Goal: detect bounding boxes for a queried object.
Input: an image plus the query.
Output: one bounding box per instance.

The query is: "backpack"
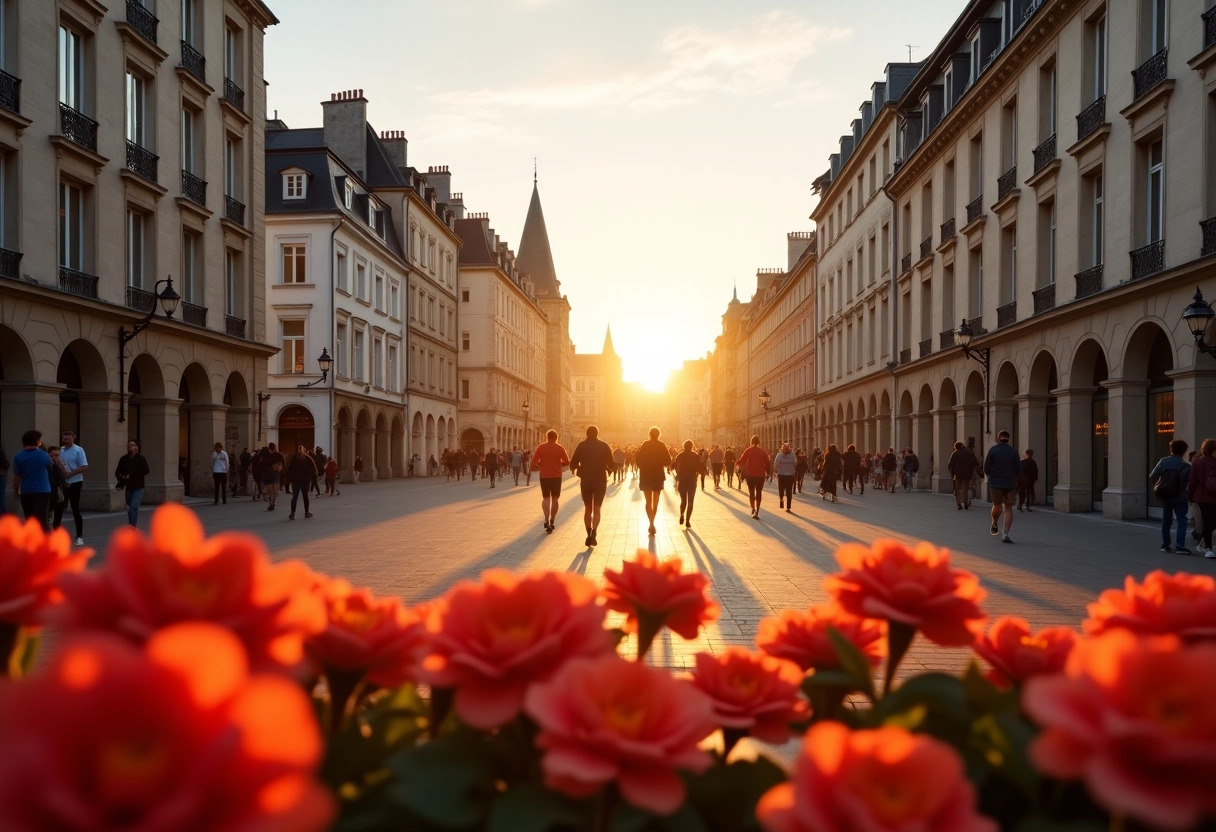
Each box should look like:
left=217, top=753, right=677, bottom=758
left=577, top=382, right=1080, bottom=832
left=1154, top=465, right=1183, bottom=501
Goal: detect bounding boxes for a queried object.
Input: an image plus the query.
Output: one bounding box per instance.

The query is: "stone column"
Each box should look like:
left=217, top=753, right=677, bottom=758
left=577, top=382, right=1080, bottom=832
left=875, top=413, right=891, bottom=450
left=377, top=426, right=391, bottom=480
left=1101, top=379, right=1150, bottom=520
left=77, top=391, right=121, bottom=511
left=340, top=425, right=356, bottom=483
left=134, top=396, right=185, bottom=504
left=910, top=413, right=932, bottom=489
left=1016, top=393, right=1049, bottom=507
left=1168, top=365, right=1216, bottom=449
left=1051, top=386, right=1096, bottom=513
left=954, top=403, right=981, bottom=449
left=183, top=403, right=230, bottom=498
left=0, top=382, right=63, bottom=454
left=931, top=408, right=957, bottom=493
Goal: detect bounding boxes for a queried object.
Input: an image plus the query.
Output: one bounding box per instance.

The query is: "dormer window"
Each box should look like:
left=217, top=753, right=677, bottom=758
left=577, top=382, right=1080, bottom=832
left=367, top=201, right=376, bottom=227
left=283, top=171, right=307, bottom=200
left=344, top=180, right=354, bottom=209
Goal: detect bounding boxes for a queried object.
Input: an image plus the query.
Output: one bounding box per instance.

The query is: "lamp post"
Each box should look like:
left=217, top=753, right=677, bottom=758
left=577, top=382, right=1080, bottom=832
left=758, top=388, right=772, bottom=447
left=1183, top=288, right=1216, bottom=358
left=296, top=348, right=333, bottom=389
left=256, top=392, right=272, bottom=442
left=118, top=276, right=181, bottom=422
left=522, top=399, right=531, bottom=446
left=954, top=318, right=992, bottom=437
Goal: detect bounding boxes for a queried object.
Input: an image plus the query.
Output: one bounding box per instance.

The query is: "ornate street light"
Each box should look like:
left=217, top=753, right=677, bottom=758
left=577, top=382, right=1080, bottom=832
left=118, top=276, right=182, bottom=422
left=1182, top=288, right=1216, bottom=358
left=297, top=348, right=333, bottom=388
left=954, top=318, right=992, bottom=437
left=522, top=399, right=531, bottom=444
left=759, top=388, right=772, bottom=410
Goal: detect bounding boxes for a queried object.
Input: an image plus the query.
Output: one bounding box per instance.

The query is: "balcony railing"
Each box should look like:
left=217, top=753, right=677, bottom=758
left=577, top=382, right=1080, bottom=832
left=1205, top=7, right=1216, bottom=50
left=940, top=329, right=956, bottom=351
left=59, top=103, right=98, bottom=153
left=940, top=217, right=956, bottom=243
left=1076, top=96, right=1106, bottom=142
left=0, top=69, right=20, bottom=114
left=181, top=170, right=207, bottom=205
left=1130, top=239, right=1165, bottom=280
left=966, top=194, right=983, bottom=224
left=1202, top=217, right=1216, bottom=257
left=1075, top=264, right=1104, bottom=299
left=918, top=338, right=932, bottom=359
left=900, top=252, right=912, bottom=274
left=967, top=315, right=984, bottom=335
left=225, top=315, right=246, bottom=339
left=125, top=141, right=158, bottom=183
left=997, top=301, right=1017, bottom=329
left=182, top=301, right=207, bottom=328
left=899, top=347, right=912, bottom=365
left=1032, top=283, right=1056, bottom=315
left=59, top=266, right=99, bottom=299
left=180, top=41, right=205, bottom=82
left=997, top=166, right=1018, bottom=201
left=224, top=195, right=246, bottom=225
left=125, top=285, right=156, bottom=313
left=1032, top=133, right=1056, bottom=173
left=125, top=0, right=158, bottom=44
left=224, top=77, right=245, bottom=112
left=919, top=235, right=933, bottom=261
left=1132, top=48, right=1169, bottom=100
left=0, top=246, right=21, bottom=280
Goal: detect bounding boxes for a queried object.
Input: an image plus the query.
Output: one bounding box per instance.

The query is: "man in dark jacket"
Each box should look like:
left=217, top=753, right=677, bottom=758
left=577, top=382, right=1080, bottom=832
left=1016, top=449, right=1039, bottom=512
left=984, top=430, right=1021, bottom=543
left=310, top=446, right=327, bottom=497
left=881, top=448, right=898, bottom=492
left=1150, top=439, right=1191, bottom=553
left=287, top=444, right=318, bottom=519
left=842, top=445, right=862, bottom=494
left=947, top=441, right=979, bottom=510
left=569, top=425, right=615, bottom=547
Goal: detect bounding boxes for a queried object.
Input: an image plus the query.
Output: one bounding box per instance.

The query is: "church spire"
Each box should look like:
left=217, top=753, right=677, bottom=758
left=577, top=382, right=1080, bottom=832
left=603, top=324, right=616, bottom=356
left=516, top=173, right=561, bottom=298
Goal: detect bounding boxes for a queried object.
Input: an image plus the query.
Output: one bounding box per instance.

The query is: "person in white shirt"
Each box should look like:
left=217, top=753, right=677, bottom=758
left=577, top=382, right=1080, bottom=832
left=211, top=442, right=230, bottom=505
left=58, top=431, right=88, bottom=545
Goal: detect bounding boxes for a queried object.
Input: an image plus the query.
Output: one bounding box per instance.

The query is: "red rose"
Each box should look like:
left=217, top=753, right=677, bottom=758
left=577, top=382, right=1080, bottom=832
left=602, top=550, right=719, bottom=657
left=0, top=515, right=89, bottom=628
left=690, top=648, right=808, bottom=745
left=972, top=616, right=1076, bottom=687
left=756, top=603, right=885, bottom=672
left=1083, top=570, right=1216, bottom=641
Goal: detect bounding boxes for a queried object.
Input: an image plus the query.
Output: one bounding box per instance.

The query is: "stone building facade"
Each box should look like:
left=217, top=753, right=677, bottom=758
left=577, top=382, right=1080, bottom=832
left=571, top=327, right=625, bottom=443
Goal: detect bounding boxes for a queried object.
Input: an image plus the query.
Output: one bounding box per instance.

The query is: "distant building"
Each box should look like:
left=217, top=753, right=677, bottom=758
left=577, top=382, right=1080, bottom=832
left=622, top=382, right=673, bottom=444
left=671, top=358, right=712, bottom=445
left=571, top=326, right=626, bottom=443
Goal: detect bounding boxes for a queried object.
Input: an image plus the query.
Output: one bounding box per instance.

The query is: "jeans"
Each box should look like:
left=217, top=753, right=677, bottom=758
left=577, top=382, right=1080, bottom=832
left=777, top=474, right=794, bottom=506
left=19, top=492, right=50, bottom=531
left=213, top=472, right=228, bottom=503
left=1162, top=497, right=1189, bottom=548
left=290, top=481, right=311, bottom=515
left=125, top=487, right=145, bottom=526
left=65, top=481, right=83, bottom=538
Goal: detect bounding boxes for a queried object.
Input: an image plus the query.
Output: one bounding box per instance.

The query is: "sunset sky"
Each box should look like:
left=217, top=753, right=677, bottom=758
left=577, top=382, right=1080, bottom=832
left=264, top=0, right=962, bottom=390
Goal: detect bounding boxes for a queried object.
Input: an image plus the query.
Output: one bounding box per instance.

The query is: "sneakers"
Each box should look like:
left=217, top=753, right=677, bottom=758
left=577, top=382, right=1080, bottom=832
left=1002, top=534, right=1013, bottom=544
left=1207, top=549, right=1216, bottom=559
left=1161, top=543, right=1173, bottom=553
left=75, top=537, right=85, bottom=546
left=304, top=512, right=313, bottom=519
left=1176, top=546, right=1192, bottom=555
left=990, top=521, right=999, bottom=536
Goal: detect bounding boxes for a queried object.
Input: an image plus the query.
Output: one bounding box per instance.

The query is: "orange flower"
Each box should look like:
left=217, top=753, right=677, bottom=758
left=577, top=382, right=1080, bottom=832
left=602, top=550, right=720, bottom=641
left=0, top=622, right=333, bottom=831
left=421, top=569, right=613, bottom=730
left=825, top=540, right=987, bottom=646
left=756, top=604, right=885, bottom=672
left=690, top=648, right=808, bottom=745
left=55, top=504, right=325, bottom=674
left=0, top=515, right=89, bottom=627
left=972, top=616, right=1076, bottom=687
left=757, top=721, right=997, bottom=832
left=1083, top=570, right=1216, bottom=641
left=525, top=654, right=716, bottom=815
left=1024, top=630, right=1216, bottom=831
left=306, top=577, right=429, bottom=689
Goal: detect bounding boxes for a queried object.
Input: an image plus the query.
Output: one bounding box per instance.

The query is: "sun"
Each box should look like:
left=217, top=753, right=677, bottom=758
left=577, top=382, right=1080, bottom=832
left=619, top=332, right=677, bottom=392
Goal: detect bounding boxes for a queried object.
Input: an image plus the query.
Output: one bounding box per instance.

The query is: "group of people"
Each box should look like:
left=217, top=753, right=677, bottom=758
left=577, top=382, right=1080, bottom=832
left=1150, top=438, right=1216, bottom=557
left=4, top=430, right=95, bottom=537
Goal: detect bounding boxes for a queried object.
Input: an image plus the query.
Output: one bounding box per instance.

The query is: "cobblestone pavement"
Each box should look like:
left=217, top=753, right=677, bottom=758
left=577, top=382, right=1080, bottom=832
left=76, top=471, right=1212, bottom=672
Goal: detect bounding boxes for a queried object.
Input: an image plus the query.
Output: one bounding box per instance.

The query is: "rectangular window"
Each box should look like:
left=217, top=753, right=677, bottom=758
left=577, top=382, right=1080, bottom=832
left=1150, top=0, right=1168, bottom=54
left=283, top=173, right=305, bottom=199
left=125, top=70, right=147, bottom=146
left=428, top=296, right=435, bottom=328
left=1037, top=200, right=1056, bottom=287
left=942, top=265, right=955, bottom=328
left=224, top=23, right=240, bottom=81
left=181, top=107, right=197, bottom=173
left=462, top=331, right=470, bottom=351
left=1039, top=61, right=1056, bottom=137
left=336, top=250, right=347, bottom=292
left=374, top=273, right=384, bottom=310
left=1001, top=99, right=1017, bottom=170
left=388, top=345, right=398, bottom=392
left=1147, top=138, right=1164, bottom=244
left=59, top=181, right=85, bottom=271
left=58, top=26, right=83, bottom=111
left=461, top=288, right=469, bottom=302
left=224, top=137, right=238, bottom=198
left=971, top=33, right=983, bottom=82
left=352, top=329, right=364, bottom=382
left=1092, top=172, right=1104, bottom=266
left=373, top=337, right=383, bottom=388
left=1001, top=225, right=1017, bottom=304
left=390, top=282, right=400, bottom=319
left=1086, top=14, right=1107, bottom=100
left=356, top=262, right=366, bottom=299
left=281, top=243, right=306, bottom=283
left=127, top=210, right=146, bottom=289
left=282, top=320, right=305, bottom=374
left=182, top=230, right=200, bottom=302
left=335, top=323, right=348, bottom=377
left=969, top=245, right=984, bottom=318
left=428, top=239, right=436, bottom=272
left=181, top=0, right=197, bottom=47
left=461, top=378, right=470, bottom=400
left=970, top=132, right=984, bottom=198
left=225, top=250, right=241, bottom=316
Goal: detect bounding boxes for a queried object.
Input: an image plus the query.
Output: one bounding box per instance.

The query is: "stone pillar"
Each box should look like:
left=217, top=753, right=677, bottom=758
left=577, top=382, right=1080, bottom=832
left=340, top=425, right=356, bottom=483
left=0, top=382, right=64, bottom=455
left=991, top=398, right=1017, bottom=446
left=1101, top=379, right=1150, bottom=520
left=1168, top=366, right=1216, bottom=450
left=183, top=403, right=229, bottom=498
left=931, top=408, right=957, bottom=493
left=875, top=413, right=891, bottom=450
left=377, top=427, right=391, bottom=480
left=1051, top=386, right=1096, bottom=512
left=910, top=413, right=932, bottom=489
left=954, top=403, right=981, bottom=449
left=77, top=391, right=121, bottom=511
left=133, top=396, right=185, bottom=504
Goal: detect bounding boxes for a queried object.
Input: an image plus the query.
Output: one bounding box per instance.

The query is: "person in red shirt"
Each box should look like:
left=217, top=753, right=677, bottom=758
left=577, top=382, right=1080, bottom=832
left=737, top=434, right=771, bottom=519
left=531, top=429, right=571, bottom=534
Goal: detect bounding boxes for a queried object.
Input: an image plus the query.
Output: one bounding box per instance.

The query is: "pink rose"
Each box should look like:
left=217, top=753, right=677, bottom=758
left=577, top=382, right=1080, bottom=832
left=691, top=648, right=808, bottom=745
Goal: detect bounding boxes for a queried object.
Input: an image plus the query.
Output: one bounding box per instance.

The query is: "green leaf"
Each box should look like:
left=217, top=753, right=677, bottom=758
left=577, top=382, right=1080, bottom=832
left=7, top=628, right=39, bottom=679
left=684, top=756, right=788, bottom=832
left=874, top=672, right=971, bottom=745
left=322, top=683, right=429, bottom=798
left=825, top=625, right=876, bottom=701
left=970, top=710, right=1040, bottom=801
left=386, top=737, right=496, bottom=829
left=487, top=783, right=588, bottom=832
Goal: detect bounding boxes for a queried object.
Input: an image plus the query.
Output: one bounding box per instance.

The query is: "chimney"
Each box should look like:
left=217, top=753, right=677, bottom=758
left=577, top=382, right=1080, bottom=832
left=266, top=108, right=289, bottom=132
left=321, top=89, right=368, bottom=179
left=425, top=165, right=452, bottom=204
left=449, top=192, right=465, bottom=220
left=380, top=129, right=408, bottom=170
left=787, top=231, right=816, bottom=269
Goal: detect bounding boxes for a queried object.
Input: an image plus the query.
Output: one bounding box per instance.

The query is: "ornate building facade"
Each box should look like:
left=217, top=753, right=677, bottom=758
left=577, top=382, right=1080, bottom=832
left=571, top=326, right=625, bottom=443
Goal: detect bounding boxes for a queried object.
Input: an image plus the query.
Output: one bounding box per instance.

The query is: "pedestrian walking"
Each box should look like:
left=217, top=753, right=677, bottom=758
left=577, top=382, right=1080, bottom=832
left=114, top=439, right=151, bottom=527
left=1016, top=450, right=1039, bottom=511
left=531, top=429, right=570, bottom=533
left=673, top=440, right=702, bottom=529
left=724, top=445, right=737, bottom=489
left=698, top=447, right=709, bottom=491
left=511, top=447, right=524, bottom=485
left=58, top=430, right=88, bottom=545
left=794, top=449, right=808, bottom=494
left=1149, top=439, right=1191, bottom=554
left=12, top=430, right=52, bottom=531
left=311, top=447, right=327, bottom=496
left=612, top=446, right=627, bottom=485
left=984, top=430, right=1020, bottom=543
left=1187, top=438, right=1216, bottom=558
left=47, top=446, right=70, bottom=531
left=324, top=456, right=341, bottom=496
left=263, top=443, right=284, bottom=512
left=881, top=448, right=898, bottom=492
left=710, top=444, right=725, bottom=490
left=737, top=435, right=770, bottom=519
left=353, top=456, right=364, bottom=483
left=287, top=444, right=317, bottom=519
left=569, top=426, right=615, bottom=547
left=902, top=449, right=920, bottom=492
left=774, top=443, right=797, bottom=512
left=636, top=427, right=672, bottom=536
left=842, top=444, right=862, bottom=494
left=820, top=444, right=842, bottom=503
left=211, top=442, right=230, bottom=505
left=485, top=447, right=500, bottom=488
left=947, top=441, right=978, bottom=509
left=238, top=447, right=252, bottom=497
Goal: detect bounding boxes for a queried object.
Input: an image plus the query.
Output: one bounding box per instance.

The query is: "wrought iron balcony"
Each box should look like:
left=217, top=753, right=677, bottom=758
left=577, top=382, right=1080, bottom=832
left=125, top=0, right=158, bottom=44
left=940, top=217, right=956, bottom=243
left=224, top=195, right=245, bottom=225
left=940, top=329, right=956, bottom=351
left=966, top=195, right=983, bottom=224
left=0, top=69, right=20, bottom=114
left=997, top=301, right=1017, bottom=329
left=125, top=285, right=156, bottom=313
left=182, top=301, right=207, bottom=328
left=180, top=41, right=205, bottom=82
left=918, top=338, right=932, bottom=359
left=997, top=166, right=1018, bottom=201
left=899, top=347, right=912, bottom=365
left=1075, top=264, right=1103, bottom=299
left=1076, top=96, right=1106, bottom=142
left=919, top=235, right=933, bottom=261
left=125, top=141, right=158, bottom=183
left=1132, top=49, right=1169, bottom=101
left=1032, top=133, right=1057, bottom=173
left=900, top=252, right=912, bottom=274
left=224, top=77, right=245, bottom=112
left=967, top=315, right=984, bottom=335
left=0, top=246, right=21, bottom=280
left=1130, top=239, right=1165, bottom=280
left=1206, top=7, right=1216, bottom=50
left=1202, top=216, right=1216, bottom=257
left=59, top=103, right=98, bottom=153
left=59, top=266, right=98, bottom=299
left=1032, top=283, right=1056, bottom=315
left=181, top=169, right=207, bottom=205
left=225, top=315, right=246, bottom=339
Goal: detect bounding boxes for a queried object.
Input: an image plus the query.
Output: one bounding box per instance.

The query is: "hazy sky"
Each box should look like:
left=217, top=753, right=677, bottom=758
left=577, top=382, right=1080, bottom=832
left=264, top=0, right=963, bottom=389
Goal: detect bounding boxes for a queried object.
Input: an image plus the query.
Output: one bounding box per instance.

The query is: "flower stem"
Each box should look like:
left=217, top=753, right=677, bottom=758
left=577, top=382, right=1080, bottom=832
left=325, top=670, right=366, bottom=735
left=882, top=622, right=916, bottom=698
left=635, top=615, right=662, bottom=663
left=0, top=623, right=18, bottom=678
left=722, top=727, right=747, bottom=760
left=592, top=786, right=616, bottom=832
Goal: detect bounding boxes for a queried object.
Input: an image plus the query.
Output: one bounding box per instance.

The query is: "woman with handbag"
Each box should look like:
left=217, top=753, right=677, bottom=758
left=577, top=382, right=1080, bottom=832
left=115, top=439, right=151, bottom=527
left=47, top=446, right=70, bottom=531
left=1187, top=438, right=1216, bottom=558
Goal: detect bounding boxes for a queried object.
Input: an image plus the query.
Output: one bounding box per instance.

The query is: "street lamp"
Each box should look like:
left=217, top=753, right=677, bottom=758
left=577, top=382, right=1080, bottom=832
left=297, top=348, right=333, bottom=388
left=954, top=318, right=992, bottom=436
left=118, top=276, right=182, bottom=422
left=759, top=388, right=772, bottom=410
left=1182, top=288, right=1216, bottom=358
left=522, top=399, right=531, bottom=445
left=256, top=392, right=272, bottom=441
